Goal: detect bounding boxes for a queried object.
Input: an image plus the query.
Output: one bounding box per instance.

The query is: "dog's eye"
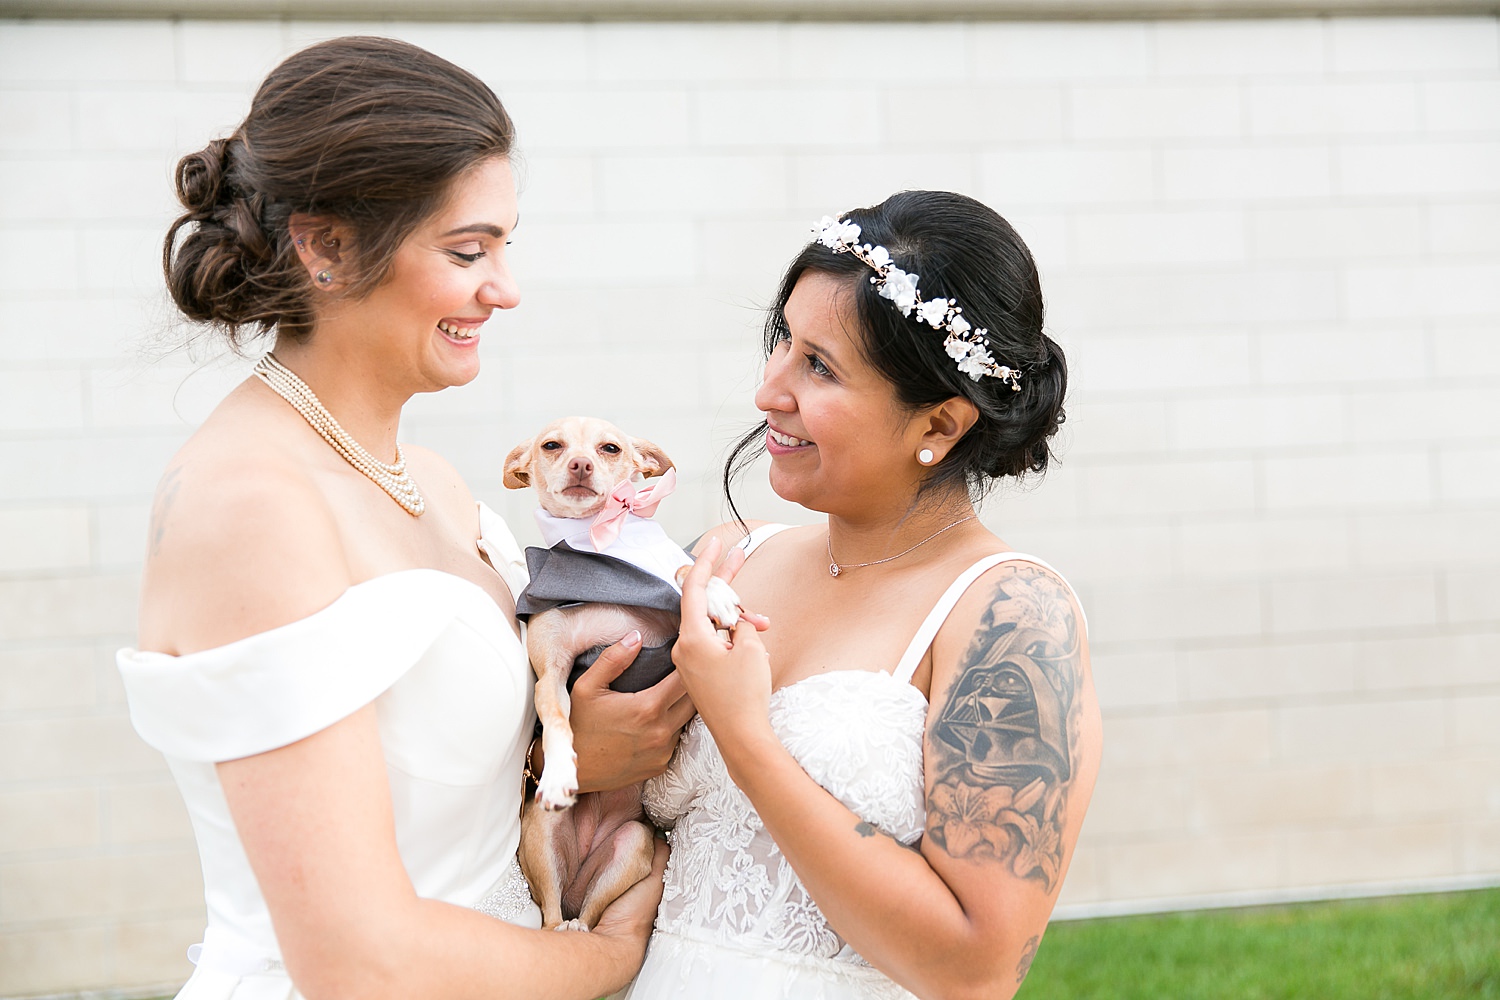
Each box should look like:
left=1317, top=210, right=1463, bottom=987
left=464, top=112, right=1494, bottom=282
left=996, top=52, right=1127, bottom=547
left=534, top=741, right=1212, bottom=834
left=541, top=441, right=561, bottom=451
left=600, top=443, right=622, bottom=454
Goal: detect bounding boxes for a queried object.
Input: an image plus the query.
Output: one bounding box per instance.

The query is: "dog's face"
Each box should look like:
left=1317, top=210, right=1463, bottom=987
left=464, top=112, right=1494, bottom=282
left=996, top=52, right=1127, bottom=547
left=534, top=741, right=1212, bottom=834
left=503, top=416, right=673, bottom=519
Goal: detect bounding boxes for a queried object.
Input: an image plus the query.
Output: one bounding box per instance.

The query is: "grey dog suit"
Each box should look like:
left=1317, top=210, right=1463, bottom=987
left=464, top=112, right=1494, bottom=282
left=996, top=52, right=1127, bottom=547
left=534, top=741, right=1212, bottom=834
left=515, top=539, right=687, bottom=693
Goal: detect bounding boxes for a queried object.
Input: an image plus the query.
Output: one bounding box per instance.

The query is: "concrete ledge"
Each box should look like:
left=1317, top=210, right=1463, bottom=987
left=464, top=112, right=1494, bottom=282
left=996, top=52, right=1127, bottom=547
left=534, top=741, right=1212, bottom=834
left=0, top=0, right=1496, bottom=20
left=1053, top=873, right=1500, bottom=921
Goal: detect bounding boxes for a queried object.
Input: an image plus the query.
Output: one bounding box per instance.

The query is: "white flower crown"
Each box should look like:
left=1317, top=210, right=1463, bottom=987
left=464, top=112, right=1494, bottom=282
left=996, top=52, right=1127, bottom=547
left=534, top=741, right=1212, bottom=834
left=814, top=216, right=1022, bottom=390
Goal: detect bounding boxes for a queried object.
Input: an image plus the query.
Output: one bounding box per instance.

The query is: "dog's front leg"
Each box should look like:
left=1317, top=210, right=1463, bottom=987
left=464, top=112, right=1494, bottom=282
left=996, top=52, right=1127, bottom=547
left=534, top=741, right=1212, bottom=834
left=526, top=610, right=581, bottom=810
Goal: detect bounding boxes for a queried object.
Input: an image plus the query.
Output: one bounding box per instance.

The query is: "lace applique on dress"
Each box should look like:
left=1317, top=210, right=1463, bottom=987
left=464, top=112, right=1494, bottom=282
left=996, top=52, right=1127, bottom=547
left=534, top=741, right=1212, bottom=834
left=639, top=670, right=926, bottom=998
left=474, top=856, right=536, bottom=924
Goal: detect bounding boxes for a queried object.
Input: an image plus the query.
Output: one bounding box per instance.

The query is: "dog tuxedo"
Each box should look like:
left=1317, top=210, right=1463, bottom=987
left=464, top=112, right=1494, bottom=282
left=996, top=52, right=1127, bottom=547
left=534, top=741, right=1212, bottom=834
left=515, top=509, right=693, bottom=693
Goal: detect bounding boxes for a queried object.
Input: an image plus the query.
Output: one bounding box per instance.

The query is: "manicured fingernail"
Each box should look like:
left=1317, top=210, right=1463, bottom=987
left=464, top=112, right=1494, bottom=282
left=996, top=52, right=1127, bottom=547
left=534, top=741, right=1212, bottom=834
left=623, top=630, right=641, bottom=648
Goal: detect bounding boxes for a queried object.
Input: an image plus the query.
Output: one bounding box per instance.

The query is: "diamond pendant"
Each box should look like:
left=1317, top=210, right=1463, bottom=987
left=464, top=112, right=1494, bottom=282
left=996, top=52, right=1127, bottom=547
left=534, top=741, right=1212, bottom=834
left=828, top=563, right=841, bottom=577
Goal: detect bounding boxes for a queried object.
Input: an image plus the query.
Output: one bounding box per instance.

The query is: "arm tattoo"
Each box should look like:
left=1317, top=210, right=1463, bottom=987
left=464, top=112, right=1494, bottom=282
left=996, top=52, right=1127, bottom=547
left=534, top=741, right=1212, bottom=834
left=1016, top=935, right=1040, bottom=984
left=148, top=466, right=183, bottom=557
left=926, top=564, right=1081, bottom=891
left=855, top=819, right=917, bottom=851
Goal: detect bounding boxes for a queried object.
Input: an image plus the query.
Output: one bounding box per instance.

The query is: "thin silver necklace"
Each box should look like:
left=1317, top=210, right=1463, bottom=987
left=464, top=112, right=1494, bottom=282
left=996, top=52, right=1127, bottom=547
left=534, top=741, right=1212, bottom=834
left=826, top=515, right=975, bottom=578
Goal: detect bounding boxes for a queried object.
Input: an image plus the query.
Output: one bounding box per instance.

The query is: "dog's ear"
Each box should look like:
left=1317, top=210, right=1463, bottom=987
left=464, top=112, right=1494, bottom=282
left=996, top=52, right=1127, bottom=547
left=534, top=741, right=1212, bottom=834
left=502, top=439, right=534, bottom=489
left=632, top=436, right=674, bottom=478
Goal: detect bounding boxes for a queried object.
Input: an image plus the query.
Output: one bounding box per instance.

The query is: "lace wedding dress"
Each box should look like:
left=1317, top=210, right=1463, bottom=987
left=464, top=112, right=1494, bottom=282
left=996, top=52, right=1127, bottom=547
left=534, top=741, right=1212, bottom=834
left=628, top=525, right=1064, bottom=1000
left=117, top=503, right=541, bottom=999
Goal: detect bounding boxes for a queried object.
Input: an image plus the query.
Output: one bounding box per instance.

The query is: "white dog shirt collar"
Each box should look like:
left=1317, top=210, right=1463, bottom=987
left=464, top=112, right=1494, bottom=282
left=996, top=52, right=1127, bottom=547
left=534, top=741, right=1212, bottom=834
left=533, top=509, right=692, bottom=591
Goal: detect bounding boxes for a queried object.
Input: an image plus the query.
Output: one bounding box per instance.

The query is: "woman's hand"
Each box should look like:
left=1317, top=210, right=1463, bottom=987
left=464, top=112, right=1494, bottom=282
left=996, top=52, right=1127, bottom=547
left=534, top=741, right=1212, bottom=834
left=569, top=634, right=696, bottom=792
left=569, top=539, right=769, bottom=791
left=672, top=538, right=777, bottom=756
left=591, top=837, right=669, bottom=952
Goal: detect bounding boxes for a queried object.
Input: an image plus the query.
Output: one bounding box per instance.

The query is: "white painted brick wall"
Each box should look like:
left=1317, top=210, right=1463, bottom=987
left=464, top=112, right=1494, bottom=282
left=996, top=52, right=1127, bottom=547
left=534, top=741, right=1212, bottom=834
left=2, top=13, right=1498, bottom=994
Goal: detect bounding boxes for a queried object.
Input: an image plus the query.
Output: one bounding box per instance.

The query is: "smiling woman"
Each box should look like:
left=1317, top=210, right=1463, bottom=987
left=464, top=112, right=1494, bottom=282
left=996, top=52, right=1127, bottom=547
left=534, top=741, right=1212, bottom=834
left=631, top=192, right=1100, bottom=1000
left=164, top=36, right=516, bottom=348
left=117, top=35, right=679, bottom=1000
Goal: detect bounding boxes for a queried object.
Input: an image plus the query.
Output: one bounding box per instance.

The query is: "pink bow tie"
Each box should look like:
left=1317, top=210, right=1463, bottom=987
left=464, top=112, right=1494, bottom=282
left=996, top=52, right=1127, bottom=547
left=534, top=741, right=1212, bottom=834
left=590, top=468, right=677, bottom=549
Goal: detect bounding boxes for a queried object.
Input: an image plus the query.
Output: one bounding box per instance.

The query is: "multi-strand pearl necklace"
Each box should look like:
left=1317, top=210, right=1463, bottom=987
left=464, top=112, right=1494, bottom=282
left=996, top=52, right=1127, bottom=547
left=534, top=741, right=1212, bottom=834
left=253, top=353, right=426, bottom=517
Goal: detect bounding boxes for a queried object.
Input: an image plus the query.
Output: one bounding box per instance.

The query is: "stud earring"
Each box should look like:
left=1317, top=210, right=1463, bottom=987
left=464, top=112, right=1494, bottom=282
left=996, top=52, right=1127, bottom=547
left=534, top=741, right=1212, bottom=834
left=316, top=270, right=333, bottom=286
left=295, top=238, right=305, bottom=250
left=918, top=448, right=935, bottom=465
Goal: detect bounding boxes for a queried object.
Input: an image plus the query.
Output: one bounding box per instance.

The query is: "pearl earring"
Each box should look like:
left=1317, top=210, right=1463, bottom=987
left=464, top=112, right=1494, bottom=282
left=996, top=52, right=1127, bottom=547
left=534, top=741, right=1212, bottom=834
left=316, top=270, right=333, bottom=286
left=918, top=448, right=935, bottom=465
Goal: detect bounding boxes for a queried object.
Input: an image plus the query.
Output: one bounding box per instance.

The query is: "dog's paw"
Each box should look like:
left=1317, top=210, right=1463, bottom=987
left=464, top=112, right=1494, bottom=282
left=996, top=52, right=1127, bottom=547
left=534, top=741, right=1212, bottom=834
left=554, top=919, right=590, bottom=932
left=535, top=756, right=579, bottom=811
left=703, top=577, right=743, bottom=630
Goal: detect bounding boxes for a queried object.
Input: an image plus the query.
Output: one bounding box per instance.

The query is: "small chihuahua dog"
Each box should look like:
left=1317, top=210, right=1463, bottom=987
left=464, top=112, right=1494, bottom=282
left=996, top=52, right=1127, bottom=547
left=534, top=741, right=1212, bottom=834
left=504, top=415, right=741, bottom=931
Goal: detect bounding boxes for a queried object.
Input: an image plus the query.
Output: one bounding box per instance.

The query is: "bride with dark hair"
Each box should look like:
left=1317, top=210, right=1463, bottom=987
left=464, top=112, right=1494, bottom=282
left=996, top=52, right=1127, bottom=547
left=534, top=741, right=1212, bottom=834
left=119, top=36, right=680, bottom=999
left=630, top=190, right=1103, bottom=1000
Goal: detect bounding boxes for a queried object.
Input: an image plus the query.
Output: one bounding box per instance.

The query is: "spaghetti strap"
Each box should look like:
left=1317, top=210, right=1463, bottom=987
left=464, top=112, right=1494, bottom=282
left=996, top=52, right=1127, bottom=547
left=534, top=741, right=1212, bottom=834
left=738, top=522, right=795, bottom=558
left=890, top=552, right=1087, bottom=685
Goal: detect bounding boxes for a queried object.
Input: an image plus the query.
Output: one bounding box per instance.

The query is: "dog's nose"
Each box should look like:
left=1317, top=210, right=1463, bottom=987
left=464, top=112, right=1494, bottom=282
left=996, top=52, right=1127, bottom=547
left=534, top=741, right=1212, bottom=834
left=569, top=456, right=593, bottom=477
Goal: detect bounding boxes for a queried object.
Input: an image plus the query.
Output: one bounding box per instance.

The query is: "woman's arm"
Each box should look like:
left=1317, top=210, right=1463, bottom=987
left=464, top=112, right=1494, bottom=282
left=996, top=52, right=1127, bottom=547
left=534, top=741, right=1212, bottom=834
left=673, top=541, right=1101, bottom=1000
left=219, top=704, right=661, bottom=1000
left=146, top=457, right=659, bottom=1000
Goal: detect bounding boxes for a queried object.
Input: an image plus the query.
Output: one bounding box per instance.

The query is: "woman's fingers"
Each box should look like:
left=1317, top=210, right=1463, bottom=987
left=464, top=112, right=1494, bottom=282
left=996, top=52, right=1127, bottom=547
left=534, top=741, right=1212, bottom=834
left=571, top=629, right=642, bottom=693
left=640, top=670, right=696, bottom=730
left=680, top=537, right=771, bottom=636
left=712, top=542, right=746, bottom=582
left=728, top=618, right=768, bottom=656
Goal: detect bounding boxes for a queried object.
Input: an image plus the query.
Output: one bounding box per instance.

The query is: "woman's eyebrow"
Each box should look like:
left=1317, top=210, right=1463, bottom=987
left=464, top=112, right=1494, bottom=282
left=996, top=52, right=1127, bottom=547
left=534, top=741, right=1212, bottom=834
left=800, top=335, right=842, bottom=364
left=439, top=223, right=508, bottom=238
left=439, top=212, right=519, bottom=239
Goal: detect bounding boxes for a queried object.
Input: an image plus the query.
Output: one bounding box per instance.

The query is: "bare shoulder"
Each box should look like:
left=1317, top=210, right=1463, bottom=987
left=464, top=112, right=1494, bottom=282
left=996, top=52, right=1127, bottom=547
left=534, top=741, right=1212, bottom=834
left=924, top=557, right=1098, bottom=891
left=689, top=519, right=770, bottom=556
left=139, top=427, right=350, bottom=655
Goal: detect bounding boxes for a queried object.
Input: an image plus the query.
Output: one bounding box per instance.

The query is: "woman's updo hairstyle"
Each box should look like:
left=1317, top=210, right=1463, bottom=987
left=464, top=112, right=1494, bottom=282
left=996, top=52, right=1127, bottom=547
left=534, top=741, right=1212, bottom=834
left=164, top=36, right=514, bottom=346
left=726, top=190, right=1066, bottom=514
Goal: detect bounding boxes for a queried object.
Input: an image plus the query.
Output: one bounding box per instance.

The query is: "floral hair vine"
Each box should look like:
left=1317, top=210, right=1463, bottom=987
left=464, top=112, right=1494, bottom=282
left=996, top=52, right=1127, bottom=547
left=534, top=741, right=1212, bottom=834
left=814, top=216, right=1022, bottom=390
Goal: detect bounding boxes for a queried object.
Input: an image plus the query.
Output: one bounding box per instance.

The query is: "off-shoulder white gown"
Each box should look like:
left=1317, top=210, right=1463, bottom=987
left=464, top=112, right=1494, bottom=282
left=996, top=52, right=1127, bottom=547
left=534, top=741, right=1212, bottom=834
left=117, top=503, right=542, bottom=999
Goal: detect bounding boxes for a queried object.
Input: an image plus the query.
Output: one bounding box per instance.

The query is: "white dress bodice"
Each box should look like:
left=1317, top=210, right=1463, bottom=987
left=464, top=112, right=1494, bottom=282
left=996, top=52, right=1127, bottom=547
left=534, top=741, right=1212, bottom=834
left=636, top=670, right=927, bottom=1000
left=116, top=503, right=541, bottom=999
left=629, top=525, right=1080, bottom=1000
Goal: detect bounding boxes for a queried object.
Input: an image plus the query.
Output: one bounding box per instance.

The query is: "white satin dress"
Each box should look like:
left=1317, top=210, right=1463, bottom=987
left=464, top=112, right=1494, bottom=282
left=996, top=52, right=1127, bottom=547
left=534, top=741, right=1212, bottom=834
left=627, top=524, right=1085, bottom=1000
left=117, top=503, right=542, bottom=999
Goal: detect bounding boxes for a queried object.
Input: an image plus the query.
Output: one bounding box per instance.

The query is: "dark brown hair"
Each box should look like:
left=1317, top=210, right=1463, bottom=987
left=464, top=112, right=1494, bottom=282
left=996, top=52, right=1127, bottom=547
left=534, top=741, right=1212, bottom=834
left=164, top=36, right=514, bottom=347
left=725, top=190, right=1067, bottom=519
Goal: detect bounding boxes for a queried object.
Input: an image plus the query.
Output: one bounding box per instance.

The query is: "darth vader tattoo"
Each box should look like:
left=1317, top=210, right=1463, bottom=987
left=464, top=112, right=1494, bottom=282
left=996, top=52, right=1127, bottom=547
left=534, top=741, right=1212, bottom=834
left=926, top=564, right=1081, bottom=891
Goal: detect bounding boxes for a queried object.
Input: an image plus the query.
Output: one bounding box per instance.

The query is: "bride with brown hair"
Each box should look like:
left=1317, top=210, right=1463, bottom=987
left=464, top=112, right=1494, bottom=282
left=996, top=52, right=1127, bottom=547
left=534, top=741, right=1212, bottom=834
left=118, top=36, right=684, bottom=999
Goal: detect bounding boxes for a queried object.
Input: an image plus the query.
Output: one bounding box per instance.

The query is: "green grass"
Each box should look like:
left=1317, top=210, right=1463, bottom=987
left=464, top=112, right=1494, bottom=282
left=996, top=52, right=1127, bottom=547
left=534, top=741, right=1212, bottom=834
left=129, top=890, right=1498, bottom=1000
left=1022, top=888, right=1500, bottom=1000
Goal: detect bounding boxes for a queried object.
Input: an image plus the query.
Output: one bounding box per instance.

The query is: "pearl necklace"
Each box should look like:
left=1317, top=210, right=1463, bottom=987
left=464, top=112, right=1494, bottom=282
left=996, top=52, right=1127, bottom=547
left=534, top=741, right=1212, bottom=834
left=826, top=515, right=975, bottom=577
left=253, top=353, right=426, bottom=517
